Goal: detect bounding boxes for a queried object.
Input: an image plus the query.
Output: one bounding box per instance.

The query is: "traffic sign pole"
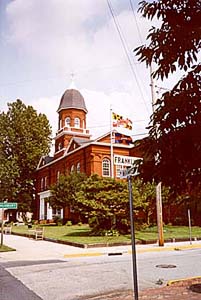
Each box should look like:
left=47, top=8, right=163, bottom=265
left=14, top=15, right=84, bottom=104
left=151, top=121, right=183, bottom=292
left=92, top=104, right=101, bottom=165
left=128, top=175, right=139, bottom=300
left=1, top=209, right=4, bottom=247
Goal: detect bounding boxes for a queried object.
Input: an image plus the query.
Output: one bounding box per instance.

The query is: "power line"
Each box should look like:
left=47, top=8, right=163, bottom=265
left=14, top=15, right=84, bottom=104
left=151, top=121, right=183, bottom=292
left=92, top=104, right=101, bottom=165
left=0, top=62, right=141, bottom=88
left=106, top=0, right=150, bottom=115
left=88, top=118, right=149, bottom=129
left=129, top=0, right=170, bottom=100
left=129, top=0, right=143, bottom=44
left=128, top=0, right=153, bottom=101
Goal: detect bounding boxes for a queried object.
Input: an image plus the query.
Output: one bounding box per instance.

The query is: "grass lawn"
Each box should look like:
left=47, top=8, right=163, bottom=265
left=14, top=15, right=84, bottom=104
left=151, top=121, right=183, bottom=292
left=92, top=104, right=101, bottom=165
left=0, top=245, right=15, bottom=252
left=11, top=224, right=201, bottom=245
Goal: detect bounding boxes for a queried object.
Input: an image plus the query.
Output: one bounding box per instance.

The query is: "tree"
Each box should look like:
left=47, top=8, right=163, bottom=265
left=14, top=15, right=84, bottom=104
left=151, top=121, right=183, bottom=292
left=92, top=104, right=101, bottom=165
left=135, top=0, right=201, bottom=192
left=50, top=172, right=87, bottom=212
left=76, top=175, right=169, bottom=233
left=76, top=174, right=129, bottom=232
left=0, top=99, right=52, bottom=210
left=51, top=173, right=171, bottom=232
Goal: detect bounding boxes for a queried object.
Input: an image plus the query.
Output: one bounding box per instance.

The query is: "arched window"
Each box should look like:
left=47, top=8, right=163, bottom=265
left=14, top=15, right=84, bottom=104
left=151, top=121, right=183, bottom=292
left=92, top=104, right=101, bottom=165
left=65, top=117, right=71, bottom=127
left=77, top=162, right=80, bottom=173
left=57, top=171, right=60, bottom=182
left=44, top=176, right=48, bottom=189
left=102, top=158, right=110, bottom=177
left=58, top=142, right=62, bottom=151
left=74, top=117, right=80, bottom=128
left=71, top=165, right=75, bottom=173
left=41, top=178, right=44, bottom=190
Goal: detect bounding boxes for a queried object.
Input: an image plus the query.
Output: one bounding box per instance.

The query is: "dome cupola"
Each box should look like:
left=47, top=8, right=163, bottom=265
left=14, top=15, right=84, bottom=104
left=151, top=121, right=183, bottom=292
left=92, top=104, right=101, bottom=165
left=54, top=86, right=90, bottom=158
left=57, top=89, right=87, bottom=113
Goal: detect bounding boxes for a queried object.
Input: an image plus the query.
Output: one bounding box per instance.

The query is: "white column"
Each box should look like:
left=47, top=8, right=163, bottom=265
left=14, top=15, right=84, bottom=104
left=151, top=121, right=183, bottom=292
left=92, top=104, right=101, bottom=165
left=47, top=202, right=53, bottom=220
left=40, top=198, right=45, bottom=220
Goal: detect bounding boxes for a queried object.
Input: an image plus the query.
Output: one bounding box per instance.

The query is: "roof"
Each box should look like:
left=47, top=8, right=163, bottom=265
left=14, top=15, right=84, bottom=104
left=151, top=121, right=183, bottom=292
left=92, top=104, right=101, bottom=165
left=73, top=137, right=91, bottom=146
left=36, top=155, right=54, bottom=169
left=57, top=89, right=88, bottom=113
left=44, top=156, right=54, bottom=164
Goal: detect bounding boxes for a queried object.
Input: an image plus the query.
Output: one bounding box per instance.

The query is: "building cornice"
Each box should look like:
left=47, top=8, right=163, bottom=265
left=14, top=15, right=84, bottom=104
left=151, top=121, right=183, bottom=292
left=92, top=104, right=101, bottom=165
left=54, top=129, right=91, bottom=140
left=36, top=141, right=134, bottom=171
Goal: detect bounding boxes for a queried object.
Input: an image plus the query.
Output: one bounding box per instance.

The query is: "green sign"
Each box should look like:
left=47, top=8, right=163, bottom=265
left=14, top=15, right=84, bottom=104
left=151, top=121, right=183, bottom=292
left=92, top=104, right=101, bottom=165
left=0, top=202, right=18, bottom=209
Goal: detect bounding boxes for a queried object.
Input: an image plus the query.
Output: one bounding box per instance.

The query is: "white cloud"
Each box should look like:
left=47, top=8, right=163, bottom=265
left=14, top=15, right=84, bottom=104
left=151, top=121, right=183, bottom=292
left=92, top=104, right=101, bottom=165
left=3, top=0, right=160, bottom=142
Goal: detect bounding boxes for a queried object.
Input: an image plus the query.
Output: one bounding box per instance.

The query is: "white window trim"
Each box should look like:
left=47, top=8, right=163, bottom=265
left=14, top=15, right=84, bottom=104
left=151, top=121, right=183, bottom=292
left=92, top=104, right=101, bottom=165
left=102, top=158, right=110, bottom=177
left=65, top=117, right=71, bottom=127
left=77, top=162, right=80, bottom=173
left=74, top=117, right=80, bottom=128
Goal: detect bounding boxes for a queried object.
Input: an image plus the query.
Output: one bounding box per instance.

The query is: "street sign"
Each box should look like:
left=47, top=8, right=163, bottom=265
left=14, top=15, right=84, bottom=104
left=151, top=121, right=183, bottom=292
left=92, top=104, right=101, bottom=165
left=0, top=202, right=18, bottom=209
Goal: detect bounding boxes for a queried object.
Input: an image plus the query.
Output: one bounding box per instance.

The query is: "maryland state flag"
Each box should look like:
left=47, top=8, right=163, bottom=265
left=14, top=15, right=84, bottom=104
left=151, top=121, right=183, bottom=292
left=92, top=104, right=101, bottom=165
left=112, top=112, right=132, bottom=130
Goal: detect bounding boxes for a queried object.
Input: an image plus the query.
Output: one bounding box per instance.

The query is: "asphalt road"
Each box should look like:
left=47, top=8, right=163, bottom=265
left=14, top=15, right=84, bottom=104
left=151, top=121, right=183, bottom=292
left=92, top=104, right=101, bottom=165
left=0, top=264, right=42, bottom=300
left=1, top=248, right=201, bottom=300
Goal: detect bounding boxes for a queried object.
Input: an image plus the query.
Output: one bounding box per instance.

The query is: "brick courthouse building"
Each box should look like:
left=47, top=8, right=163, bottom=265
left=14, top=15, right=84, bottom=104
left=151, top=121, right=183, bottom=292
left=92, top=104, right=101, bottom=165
left=35, top=86, right=141, bottom=221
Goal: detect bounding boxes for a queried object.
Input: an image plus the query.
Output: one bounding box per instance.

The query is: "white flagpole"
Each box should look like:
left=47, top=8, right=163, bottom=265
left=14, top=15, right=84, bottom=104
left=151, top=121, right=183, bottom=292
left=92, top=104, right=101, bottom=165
left=110, top=106, right=114, bottom=178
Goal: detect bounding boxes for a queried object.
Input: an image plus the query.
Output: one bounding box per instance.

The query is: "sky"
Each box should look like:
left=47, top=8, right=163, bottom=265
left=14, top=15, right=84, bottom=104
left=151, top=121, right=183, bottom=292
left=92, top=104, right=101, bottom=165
left=0, top=0, right=173, bottom=144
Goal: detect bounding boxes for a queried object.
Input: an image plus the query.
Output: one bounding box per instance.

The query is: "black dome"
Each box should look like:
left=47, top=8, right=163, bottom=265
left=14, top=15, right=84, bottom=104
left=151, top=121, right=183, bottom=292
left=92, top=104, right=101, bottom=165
left=58, top=89, right=87, bottom=113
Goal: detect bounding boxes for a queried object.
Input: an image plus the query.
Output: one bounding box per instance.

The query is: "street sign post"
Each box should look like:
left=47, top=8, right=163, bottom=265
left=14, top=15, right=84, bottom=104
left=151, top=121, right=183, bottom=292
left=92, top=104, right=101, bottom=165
left=121, top=165, right=141, bottom=300
left=0, top=202, right=18, bottom=247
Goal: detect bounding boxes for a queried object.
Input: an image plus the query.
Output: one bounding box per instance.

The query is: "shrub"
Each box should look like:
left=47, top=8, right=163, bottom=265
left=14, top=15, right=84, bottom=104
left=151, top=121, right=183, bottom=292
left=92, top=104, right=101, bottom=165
left=66, top=220, right=72, bottom=226
left=53, top=216, right=63, bottom=226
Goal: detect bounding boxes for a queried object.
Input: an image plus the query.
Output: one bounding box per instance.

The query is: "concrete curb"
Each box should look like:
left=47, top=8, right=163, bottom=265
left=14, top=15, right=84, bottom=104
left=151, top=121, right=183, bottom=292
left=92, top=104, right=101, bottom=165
left=133, top=243, right=201, bottom=254
left=167, top=276, right=201, bottom=286
left=64, top=243, right=201, bottom=258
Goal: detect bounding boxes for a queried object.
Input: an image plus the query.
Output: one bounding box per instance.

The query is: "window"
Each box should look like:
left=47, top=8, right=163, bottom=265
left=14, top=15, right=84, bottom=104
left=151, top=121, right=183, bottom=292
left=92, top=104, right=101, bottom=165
left=58, top=142, right=62, bottom=151
left=116, top=165, right=122, bottom=178
left=41, top=178, right=44, bottom=190
left=57, top=171, right=60, bottom=182
left=44, top=176, right=48, bottom=189
left=77, top=162, right=80, bottom=173
left=74, top=117, right=80, bottom=128
left=65, top=117, right=71, bottom=127
left=71, top=165, right=75, bottom=173
left=102, top=158, right=110, bottom=177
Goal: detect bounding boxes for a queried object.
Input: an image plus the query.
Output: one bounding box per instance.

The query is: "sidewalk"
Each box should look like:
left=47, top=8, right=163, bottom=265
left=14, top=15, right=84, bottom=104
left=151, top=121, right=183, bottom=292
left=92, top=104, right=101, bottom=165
left=1, top=234, right=201, bottom=300
left=1, top=234, right=201, bottom=261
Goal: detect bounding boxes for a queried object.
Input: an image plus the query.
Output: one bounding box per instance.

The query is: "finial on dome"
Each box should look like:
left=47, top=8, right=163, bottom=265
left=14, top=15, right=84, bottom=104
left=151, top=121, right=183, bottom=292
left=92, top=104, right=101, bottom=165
left=69, top=72, right=76, bottom=89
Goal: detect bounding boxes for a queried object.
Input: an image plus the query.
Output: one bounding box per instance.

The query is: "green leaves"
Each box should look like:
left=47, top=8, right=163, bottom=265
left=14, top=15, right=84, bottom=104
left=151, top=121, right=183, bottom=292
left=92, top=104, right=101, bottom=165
left=50, top=172, right=87, bottom=210
left=135, top=1, right=201, bottom=195
left=135, top=0, right=201, bottom=79
left=51, top=174, right=169, bottom=231
left=0, top=99, right=52, bottom=209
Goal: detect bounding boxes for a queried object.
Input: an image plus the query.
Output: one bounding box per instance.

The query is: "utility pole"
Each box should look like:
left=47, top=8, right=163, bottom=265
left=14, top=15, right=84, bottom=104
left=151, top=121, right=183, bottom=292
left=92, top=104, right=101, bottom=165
left=150, top=64, right=164, bottom=247
left=156, top=182, right=164, bottom=246
left=150, top=65, right=157, bottom=113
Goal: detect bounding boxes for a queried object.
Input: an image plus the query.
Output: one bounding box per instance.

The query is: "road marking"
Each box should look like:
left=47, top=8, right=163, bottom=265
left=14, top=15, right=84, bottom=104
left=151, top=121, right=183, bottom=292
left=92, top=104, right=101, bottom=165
left=129, top=243, right=201, bottom=254
left=64, top=252, right=104, bottom=258
left=63, top=244, right=201, bottom=258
